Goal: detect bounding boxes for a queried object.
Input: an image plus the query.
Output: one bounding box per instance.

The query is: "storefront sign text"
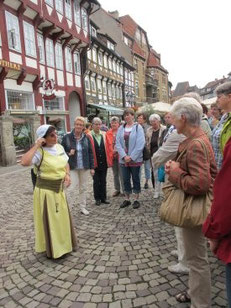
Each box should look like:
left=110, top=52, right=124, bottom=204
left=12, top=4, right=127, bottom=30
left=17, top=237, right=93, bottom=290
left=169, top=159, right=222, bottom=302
left=0, top=59, right=21, bottom=71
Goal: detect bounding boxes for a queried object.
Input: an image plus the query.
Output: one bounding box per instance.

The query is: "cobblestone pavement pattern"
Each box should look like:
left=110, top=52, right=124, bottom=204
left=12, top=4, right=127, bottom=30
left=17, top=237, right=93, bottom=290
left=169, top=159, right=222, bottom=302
left=0, top=166, right=227, bottom=308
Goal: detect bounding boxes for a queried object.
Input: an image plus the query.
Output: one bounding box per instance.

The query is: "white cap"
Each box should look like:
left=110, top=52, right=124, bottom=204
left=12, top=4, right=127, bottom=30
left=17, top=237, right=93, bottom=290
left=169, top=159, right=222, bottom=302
left=36, top=124, right=51, bottom=138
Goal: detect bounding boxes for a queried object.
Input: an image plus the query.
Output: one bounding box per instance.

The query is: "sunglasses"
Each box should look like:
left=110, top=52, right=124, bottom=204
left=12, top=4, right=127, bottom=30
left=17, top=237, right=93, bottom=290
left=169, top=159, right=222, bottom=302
left=48, top=132, right=57, bottom=138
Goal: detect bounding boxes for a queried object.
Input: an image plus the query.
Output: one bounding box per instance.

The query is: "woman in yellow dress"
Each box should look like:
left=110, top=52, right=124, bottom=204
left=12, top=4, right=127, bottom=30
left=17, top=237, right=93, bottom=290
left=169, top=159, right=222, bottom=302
left=21, top=124, right=77, bottom=259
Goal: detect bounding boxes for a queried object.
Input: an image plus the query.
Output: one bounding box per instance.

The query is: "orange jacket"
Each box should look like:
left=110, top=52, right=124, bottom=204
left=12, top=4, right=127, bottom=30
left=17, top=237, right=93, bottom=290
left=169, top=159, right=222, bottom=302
left=105, top=129, right=117, bottom=167
left=87, top=131, right=113, bottom=168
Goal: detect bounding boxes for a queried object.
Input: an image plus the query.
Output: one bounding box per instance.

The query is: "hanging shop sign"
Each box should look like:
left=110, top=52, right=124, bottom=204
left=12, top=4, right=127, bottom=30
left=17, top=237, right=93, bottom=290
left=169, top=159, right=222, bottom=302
left=0, top=59, right=21, bottom=71
left=42, top=79, right=56, bottom=100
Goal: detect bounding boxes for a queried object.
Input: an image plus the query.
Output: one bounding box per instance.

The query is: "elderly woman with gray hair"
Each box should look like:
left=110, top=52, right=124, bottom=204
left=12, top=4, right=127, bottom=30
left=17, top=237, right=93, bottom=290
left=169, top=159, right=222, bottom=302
left=165, top=97, right=217, bottom=306
left=146, top=114, right=166, bottom=198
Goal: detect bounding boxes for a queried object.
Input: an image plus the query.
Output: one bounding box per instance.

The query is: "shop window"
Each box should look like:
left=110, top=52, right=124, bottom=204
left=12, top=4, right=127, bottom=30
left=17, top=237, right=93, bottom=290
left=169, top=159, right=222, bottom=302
left=23, top=21, right=36, bottom=58
left=44, top=97, right=64, bottom=111
left=6, top=90, right=34, bottom=110
left=45, top=116, right=66, bottom=142
left=5, top=11, right=21, bottom=52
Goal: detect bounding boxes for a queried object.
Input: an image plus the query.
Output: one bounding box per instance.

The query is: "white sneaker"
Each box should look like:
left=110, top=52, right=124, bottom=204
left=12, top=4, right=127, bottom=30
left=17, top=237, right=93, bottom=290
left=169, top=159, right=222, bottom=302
left=81, top=208, right=89, bottom=215
left=168, top=263, right=189, bottom=274
left=170, top=250, right=178, bottom=257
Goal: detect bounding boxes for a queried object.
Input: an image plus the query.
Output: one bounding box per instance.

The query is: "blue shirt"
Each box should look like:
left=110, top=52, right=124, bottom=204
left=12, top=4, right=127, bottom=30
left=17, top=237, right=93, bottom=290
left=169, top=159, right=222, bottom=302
left=212, top=113, right=228, bottom=170
left=75, top=135, right=84, bottom=169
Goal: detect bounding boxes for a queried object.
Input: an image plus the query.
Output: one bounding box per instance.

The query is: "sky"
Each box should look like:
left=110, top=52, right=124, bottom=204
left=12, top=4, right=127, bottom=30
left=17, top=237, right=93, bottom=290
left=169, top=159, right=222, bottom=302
left=97, top=0, right=231, bottom=90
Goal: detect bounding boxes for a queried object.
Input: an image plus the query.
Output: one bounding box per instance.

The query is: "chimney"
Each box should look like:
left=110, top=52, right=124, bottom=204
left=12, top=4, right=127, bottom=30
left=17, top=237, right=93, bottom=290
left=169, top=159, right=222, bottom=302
left=109, top=10, right=119, bottom=19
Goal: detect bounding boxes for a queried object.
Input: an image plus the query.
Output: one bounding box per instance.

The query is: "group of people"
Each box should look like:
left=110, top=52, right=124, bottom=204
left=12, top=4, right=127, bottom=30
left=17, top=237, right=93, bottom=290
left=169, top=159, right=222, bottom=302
left=21, top=80, right=231, bottom=308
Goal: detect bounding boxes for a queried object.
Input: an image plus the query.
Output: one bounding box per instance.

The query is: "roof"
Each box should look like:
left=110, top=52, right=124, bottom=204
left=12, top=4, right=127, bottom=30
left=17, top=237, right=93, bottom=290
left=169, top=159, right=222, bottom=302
left=203, top=78, right=226, bottom=89
left=119, top=15, right=138, bottom=38
left=147, top=50, right=168, bottom=73
left=173, top=82, right=190, bottom=97
left=88, top=103, right=124, bottom=115
left=133, top=41, right=145, bottom=59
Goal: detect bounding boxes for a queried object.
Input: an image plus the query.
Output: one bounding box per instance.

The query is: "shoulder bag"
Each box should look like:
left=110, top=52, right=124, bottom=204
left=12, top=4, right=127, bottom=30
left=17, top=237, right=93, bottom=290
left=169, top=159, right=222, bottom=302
left=159, top=139, right=212, bottom=228
left=135, top=124, right=151, bottom=161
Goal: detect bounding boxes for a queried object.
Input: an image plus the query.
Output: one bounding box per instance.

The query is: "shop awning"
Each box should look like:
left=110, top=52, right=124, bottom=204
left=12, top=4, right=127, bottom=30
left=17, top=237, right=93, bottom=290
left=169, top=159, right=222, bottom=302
left=88, top=103, right=124, bottom=115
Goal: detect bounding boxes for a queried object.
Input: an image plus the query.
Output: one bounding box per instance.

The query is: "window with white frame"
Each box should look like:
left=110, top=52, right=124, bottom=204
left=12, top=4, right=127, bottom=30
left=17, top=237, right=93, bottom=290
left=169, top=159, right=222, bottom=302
left=81, top=8, right=88, bottom=32
left=91, top=26, right=97, bottom=37
left=6, top=90, right=34, bottom=110
left=120, top=87, right=122, bottom=99
left=120, top=64, right=123, bottom=75
left=135, top=81, right=139, bottom=96
left=73, top=52, right=81, bottom=75
left=65, top=47, right=72, bottom=72
left=97, top=79, right=102, bottom=93
left=107, top=41, right=115, bottom=50
left=108, top=83, right=112, bottom=97
left=45, top=0, right=53, bottom=6
left=87, top=49, right=92, bottom=60
left=55, top=43, right=63, bottom=70
left=102, top=81, right=107, bottom=94
left=44, top=97, right=64, bottom=110
left=116, top=86, right=120, bottom=99
left=37, top=34, right=45, bottom=64
left=116, top=63, right=120, bottom=75
left=113, top=60, right=116, bottom=73
left=90, top=77, right=96, bottom=92
left=65, top=0, right=72, bottom=20
left=112, top=84, right=115, bottom=98
left=55, top=0, right=63, bottom=14
left=23, top=21, right=36, bottom=57
left=46, top=38, right=55, bottom=67
left=98, top=52, right=103, bottom=66
left=108, top=58, right=112, bottom=71
left=85, top=75, right=90, bottom=90
left=74, top=0, right=81, bottom=26
left=92, top=48, right=97, bottom=63
left=103, top=55, right=108, bottom=69
left=5, top=11, right=21, bottom=52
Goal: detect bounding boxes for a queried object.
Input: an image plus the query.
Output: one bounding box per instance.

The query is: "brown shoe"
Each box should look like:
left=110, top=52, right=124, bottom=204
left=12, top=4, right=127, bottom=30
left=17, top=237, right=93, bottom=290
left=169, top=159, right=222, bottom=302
left=112, top=191, right=120, bottom=197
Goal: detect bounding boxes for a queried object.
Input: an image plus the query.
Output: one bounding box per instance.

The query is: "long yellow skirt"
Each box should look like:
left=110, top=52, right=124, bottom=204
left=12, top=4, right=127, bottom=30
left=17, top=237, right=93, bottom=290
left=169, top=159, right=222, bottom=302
left=33, top=187, right=77, bottom=259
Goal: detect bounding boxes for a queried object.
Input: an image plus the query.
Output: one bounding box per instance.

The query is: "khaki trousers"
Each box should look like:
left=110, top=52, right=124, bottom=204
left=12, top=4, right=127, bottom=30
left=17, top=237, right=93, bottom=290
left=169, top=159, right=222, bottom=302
left=68, top=169, right=88, bottom=209
left=182, top=226, right=211, bottom=308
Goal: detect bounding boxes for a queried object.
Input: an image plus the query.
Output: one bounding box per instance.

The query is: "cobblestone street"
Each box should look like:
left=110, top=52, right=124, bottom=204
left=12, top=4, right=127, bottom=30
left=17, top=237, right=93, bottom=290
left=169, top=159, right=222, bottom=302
left=0, top=167, right=227, bottom=308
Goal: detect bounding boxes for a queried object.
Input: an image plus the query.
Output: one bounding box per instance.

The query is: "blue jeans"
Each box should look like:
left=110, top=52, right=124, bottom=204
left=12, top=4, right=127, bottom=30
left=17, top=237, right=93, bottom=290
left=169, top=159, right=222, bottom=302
left=121, top=165, right=141, bottom=195
left=226, top=263, right=231, bottom=307
left=139, top=159, right=151, bottom=180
